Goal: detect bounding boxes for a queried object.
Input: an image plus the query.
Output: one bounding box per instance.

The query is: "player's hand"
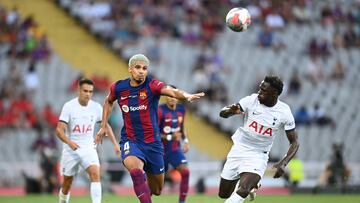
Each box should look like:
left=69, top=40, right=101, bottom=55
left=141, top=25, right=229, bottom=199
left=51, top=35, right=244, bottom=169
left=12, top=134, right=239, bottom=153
left=185, top=92, right=205, bottom=102
left=173, top=132, right=182, bottom=141
left=68, top=141, right=79, bottom=151
left=182, top=143, right=190, bottom=153
left=272, top=162, right=286, bottom=178
left=95, top=127, right=107, bottom=144
left=228, top=103, right=241, bottom=114
left=114, top=144, right=121, bottom=155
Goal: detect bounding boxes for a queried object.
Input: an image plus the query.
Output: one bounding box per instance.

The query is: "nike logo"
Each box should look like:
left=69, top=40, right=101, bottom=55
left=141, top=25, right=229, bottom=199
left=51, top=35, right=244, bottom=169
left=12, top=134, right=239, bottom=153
left=120, top=96, right=128, bottom=100
left=165, top=119, right=172, bottom=122
left=253, top=111, right=261, bottom=115
left=160, top=167, right=165, bottom=172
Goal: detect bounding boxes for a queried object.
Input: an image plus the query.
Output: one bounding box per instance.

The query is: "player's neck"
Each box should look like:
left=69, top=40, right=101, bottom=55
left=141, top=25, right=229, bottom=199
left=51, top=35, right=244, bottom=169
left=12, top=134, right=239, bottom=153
left=78, top=98, right=89, bottom=106
left=167, top=103, right=176, bottom=110
left=263, top=98, right=277, bottom=107
left=130, top=78, right=145, bottom=87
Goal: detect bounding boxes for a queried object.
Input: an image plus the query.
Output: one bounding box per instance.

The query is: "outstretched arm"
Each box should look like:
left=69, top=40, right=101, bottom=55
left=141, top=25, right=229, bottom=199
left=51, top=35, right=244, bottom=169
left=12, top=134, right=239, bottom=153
left=219, top=103, right=243, bottom=118
left=160, top=86, right=205, bottom=102
left=273, top=129, right=299, bottom=178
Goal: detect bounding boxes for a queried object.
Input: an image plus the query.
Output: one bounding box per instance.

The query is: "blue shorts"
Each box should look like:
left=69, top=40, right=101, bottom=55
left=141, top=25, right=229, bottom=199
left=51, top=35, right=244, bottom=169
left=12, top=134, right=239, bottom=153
left=164, top=149, right=187, bottom=172
left=120, top=140, right=164, bottom=174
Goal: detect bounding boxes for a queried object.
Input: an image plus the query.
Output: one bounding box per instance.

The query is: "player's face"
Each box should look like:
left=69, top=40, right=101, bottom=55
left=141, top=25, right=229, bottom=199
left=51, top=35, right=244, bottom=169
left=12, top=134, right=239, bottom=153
left=78, top=84, right=94, bottom=105
left=257, top=81, right=275, bottom=104
left=166, top=96, right=178, bottom=108
left=129, top=61, right=148, bottom=85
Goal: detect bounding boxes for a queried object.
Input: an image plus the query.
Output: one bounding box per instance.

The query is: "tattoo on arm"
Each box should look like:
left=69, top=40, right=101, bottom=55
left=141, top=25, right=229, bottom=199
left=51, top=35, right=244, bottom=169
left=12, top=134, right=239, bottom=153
left=219, top=103, right=242, bottom=118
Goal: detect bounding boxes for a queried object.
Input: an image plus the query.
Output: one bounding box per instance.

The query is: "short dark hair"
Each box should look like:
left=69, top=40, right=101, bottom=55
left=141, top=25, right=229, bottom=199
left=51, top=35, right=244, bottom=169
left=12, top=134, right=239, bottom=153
left=264, top=75, right=283, bottom=95
left=78, top=78, right=94, bottom=87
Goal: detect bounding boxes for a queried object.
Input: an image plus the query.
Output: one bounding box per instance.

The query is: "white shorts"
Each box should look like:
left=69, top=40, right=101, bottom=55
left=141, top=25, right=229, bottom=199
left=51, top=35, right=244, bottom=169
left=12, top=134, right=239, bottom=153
left=221, top=144, right=269, bottom=180
left=60, top=147, right=100, bottom=176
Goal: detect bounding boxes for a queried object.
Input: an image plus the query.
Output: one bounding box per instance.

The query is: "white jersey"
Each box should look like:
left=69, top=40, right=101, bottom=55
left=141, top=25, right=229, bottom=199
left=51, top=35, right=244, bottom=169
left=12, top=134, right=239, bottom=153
left=232, top=94, right=295, bottom=152
left=59, top=98, right=103, bottom=152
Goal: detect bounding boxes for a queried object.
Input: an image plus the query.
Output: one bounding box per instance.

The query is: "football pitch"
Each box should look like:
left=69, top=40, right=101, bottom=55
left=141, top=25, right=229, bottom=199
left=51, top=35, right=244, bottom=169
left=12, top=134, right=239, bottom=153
left=0, top=194, right=360, bottom=203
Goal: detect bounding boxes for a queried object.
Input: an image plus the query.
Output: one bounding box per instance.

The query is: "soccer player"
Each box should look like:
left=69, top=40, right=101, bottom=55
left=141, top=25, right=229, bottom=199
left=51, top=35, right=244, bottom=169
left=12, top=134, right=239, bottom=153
left=218, top=75, right=299, bottom=203
left=56, top=78, right=120, bottom=203
left=158, top=88, right=190, bottom=203
left=96, top=54, right=204, bottom=203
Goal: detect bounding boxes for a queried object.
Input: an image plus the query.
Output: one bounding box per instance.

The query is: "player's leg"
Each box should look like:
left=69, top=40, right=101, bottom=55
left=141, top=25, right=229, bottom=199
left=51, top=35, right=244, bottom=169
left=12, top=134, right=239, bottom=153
left=86, top=165, right=101, bottom=203
left=146, top=172, right=165, bottom=196
left=218, top=178, right=239, bottom=199
left=143, top=141, right=165, bottom=196
left=169, top=150, right=189, bottom=203
left=225, top=172, right=261, bottom=203
left=124, top=156, right=152, bottom=203
left=176, top=164, right=190, bottom=203
left=218, top=145, right=241, bottom=199
left=59, top=152, right=79, bottom=203
left=59, top=175, right=73, bottom=203
left=121, top=140, right=152, bottom=203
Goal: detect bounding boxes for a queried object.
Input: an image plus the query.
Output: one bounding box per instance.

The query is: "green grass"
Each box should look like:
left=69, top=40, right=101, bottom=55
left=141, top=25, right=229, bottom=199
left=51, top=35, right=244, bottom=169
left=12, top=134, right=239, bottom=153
left=0, top=194, right=360, bottom=203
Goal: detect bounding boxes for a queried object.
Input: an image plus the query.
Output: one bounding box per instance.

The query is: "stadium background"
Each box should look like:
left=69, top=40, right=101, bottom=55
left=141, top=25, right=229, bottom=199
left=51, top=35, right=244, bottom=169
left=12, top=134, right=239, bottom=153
left=0, top=0, right=359, bottom=202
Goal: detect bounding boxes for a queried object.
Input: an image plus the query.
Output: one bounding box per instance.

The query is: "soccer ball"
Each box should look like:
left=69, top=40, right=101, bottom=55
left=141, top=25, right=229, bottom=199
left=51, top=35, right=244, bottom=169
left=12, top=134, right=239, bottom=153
left=226, top=7, right=251, bottom=32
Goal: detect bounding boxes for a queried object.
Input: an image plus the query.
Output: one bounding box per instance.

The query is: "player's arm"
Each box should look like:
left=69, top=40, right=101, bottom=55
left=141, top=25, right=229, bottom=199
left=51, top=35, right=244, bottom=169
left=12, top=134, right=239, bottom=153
left=96, top=95, right=115, bottom=140
left=273, top=129, right=299, bottom=178
left=160, top=86, right=205, bottom=102
left=55, top=121, right=79, bottom=151
left=180, top=122, right=190, bottom=153
left=106, top=123, right=120, bottom=155
left=219, top=103, right=243, bottom=118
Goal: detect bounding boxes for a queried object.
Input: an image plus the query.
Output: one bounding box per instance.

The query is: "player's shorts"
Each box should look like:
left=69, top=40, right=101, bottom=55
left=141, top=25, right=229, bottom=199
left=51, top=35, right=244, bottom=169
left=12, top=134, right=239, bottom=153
left=221, top=144, right=269, bottom=180
left=120, top=140, right=164, bottom=174
left=60, top=147, right=100, bottom=177
left=164, top=149, right=187, bottom=172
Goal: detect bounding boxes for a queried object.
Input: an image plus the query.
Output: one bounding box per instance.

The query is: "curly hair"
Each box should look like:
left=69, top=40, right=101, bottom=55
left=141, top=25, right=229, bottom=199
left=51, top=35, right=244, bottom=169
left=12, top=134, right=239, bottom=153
left=264, top=75, right=283, bottom=95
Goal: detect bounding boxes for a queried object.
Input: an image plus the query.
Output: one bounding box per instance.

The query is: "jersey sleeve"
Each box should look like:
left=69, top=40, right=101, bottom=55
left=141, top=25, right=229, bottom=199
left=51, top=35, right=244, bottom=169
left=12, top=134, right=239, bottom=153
left=59, top=103, right=70, bottom=124
left=108, top=82, right=117, bottom=102
left=149, top=79, right=166, bottom=95
left=239, top=94, right=256, bottom=113
left=284, top=108, right=296, bottom=131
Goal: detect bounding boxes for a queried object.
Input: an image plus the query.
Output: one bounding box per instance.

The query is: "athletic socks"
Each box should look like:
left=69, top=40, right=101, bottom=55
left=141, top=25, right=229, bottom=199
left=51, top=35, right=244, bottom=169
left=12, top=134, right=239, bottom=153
left=59, top=188, right=70, bottom=203
left=225, top=192, right=245, bottom=203
left=179, top=168, right=190, bottom=203
left=90, top=182, right=102, bottom=203
left=130, top=168, right=152, bottom=203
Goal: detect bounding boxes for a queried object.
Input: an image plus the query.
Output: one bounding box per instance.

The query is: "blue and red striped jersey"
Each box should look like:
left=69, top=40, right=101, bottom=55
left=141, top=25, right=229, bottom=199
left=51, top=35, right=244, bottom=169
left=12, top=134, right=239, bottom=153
left=108, top=77, right=166, bottom=143
left=158, top=103, right=186, bottom=152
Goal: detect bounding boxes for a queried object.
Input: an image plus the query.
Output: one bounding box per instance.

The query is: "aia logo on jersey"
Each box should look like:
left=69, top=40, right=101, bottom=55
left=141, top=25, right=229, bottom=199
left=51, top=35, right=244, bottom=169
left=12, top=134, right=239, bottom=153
left=248, top=121, right=272, bottom=136
left=139, top=91, right=147, bottom=99
left=72, top=124, right=92, bottom=133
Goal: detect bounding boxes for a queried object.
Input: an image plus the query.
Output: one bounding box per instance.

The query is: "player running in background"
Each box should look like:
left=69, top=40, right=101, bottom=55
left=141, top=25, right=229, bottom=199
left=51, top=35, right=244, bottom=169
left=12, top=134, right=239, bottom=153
left=96, top=54, right=204, bottom=203
left=158, top=87, right=190, bottom=203
left=218, top=75, right=299, bottom=203
left=56, top=78, right=120, bottom=203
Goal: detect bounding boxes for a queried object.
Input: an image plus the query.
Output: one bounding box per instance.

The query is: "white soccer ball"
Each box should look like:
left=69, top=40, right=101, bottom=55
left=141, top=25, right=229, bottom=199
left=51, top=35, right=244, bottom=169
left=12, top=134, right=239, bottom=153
left=226, top=7, right=251, bottom=32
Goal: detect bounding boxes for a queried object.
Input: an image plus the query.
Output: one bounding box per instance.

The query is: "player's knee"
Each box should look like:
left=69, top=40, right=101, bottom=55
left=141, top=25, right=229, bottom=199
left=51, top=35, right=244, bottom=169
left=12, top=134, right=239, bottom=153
left=218, top=190, right=231, bottom=199
left=237, top=185, right=250, bottom=198
left=151, top=188, right=162, bottom=196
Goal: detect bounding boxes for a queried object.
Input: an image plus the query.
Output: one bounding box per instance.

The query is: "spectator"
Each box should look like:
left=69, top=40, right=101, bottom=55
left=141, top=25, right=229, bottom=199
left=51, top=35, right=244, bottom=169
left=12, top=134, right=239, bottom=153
left=330, top=59, right=346, bottom=81
left=294, top=105, right=311, bottom=126
left=258, top=24, right=274, bottom=48
left=309, top=102, right=334, bottom=127
left=318, top=143, right=351, bottom=187
left=288, top=71, right=302, bottom=95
